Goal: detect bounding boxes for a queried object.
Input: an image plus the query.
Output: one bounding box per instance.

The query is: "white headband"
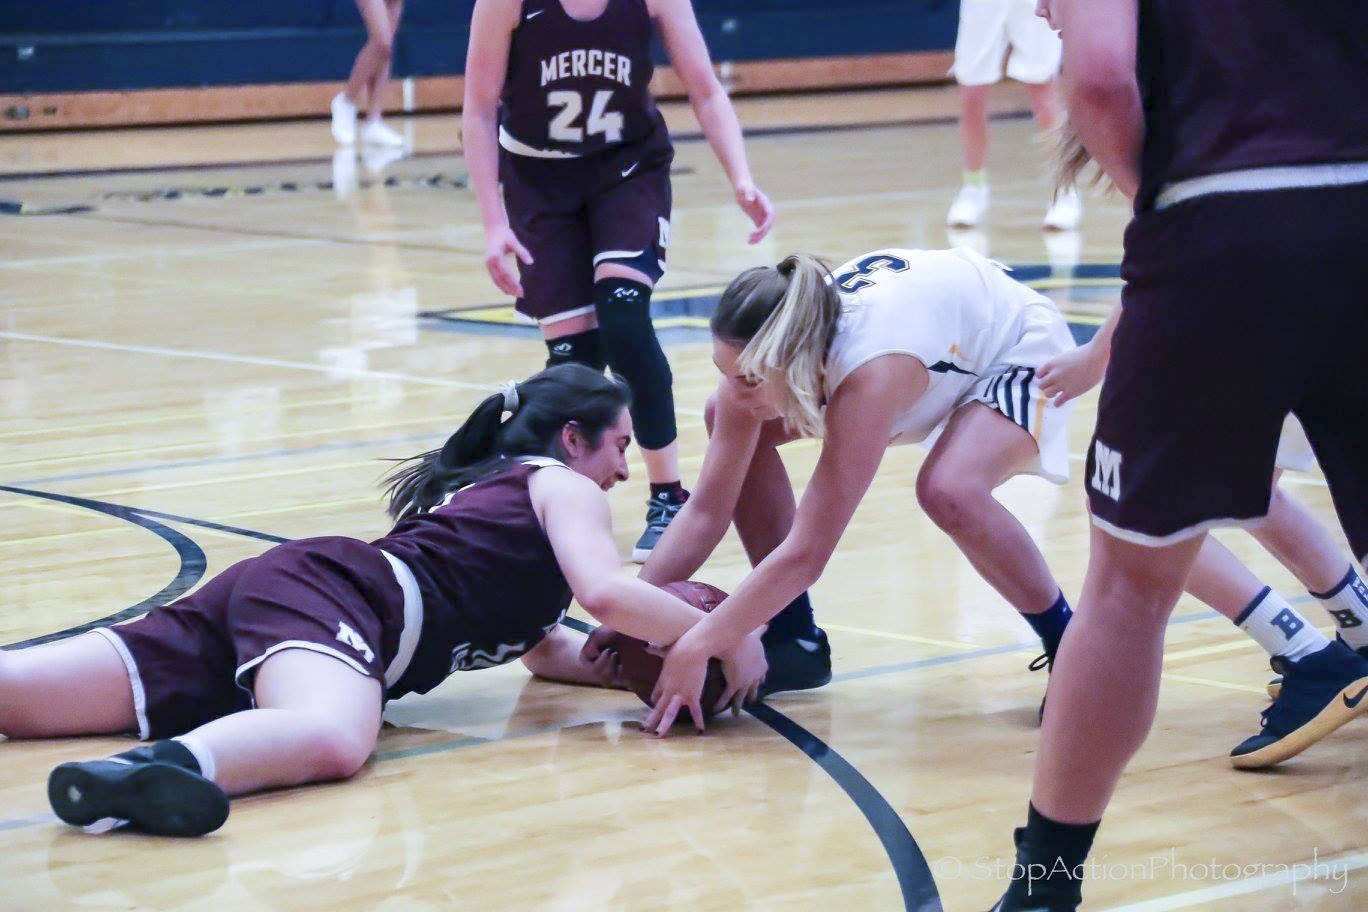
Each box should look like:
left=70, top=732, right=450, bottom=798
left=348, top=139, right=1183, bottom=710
left=501, top=380, right=520, bottom=416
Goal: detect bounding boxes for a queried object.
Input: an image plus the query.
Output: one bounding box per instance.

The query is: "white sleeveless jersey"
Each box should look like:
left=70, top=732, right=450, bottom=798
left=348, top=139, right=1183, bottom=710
left=823, top=247, right=1065, bottom=446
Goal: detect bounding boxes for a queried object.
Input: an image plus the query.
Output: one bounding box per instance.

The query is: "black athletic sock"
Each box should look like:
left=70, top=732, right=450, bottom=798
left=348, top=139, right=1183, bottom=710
left=545, top=328, right=607, bottom=371
left=1001, top=804, right=1098, bottom=908
left=649, top=481, right=688, bottom=504
left=762, top=591, right=818, bottom=645
left=112, top=740, right=201, bottom=775
left=1024, top=591, right=1073, bottom=658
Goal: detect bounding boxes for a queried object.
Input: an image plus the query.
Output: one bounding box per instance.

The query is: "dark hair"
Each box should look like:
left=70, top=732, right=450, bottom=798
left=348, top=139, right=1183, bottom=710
left=382, top=363, right=631, bottom=519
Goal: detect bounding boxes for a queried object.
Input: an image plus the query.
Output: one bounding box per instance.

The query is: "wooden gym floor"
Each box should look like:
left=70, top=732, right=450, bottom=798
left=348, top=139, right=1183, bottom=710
left=1, top=86, right=1364, bottom=910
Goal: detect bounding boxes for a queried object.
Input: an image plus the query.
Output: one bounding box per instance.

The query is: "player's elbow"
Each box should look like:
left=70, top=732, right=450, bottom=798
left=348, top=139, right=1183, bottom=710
left=575, top=579, right=629, bottom=627
left=1065, top=56, right=1135, bottom=112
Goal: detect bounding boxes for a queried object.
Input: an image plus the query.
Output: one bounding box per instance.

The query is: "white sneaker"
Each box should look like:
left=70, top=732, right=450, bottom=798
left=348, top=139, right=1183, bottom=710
left=947, top=184, right=990, bottom=228
left=361, top=119, right=407, bottom=148
left=1043, top=186, right=1082, bottom=231
left=330, top=92, right=357, bottom=146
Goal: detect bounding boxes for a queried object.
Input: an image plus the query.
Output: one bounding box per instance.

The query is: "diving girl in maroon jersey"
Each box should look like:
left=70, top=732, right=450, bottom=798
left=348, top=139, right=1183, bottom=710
left=0, top=365, right=766, bottom=837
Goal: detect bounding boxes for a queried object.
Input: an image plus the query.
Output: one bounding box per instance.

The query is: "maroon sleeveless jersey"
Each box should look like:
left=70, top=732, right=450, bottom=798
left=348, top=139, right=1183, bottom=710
left=499, top=0, right=667, bottom=155
left=372, top=459, right=573, bottom=697
left=1135, top=0, right=1368, bottom=210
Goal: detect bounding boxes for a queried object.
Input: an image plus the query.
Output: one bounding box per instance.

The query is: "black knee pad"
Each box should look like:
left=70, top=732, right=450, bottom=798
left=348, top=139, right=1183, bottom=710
left=593, top=278, right=676, bottom=450
left=544, top=328, right=606, bottom=371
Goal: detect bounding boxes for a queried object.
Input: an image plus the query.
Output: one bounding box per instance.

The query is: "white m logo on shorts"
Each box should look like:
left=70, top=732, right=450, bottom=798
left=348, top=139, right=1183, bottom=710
left=1091, top=441, right=1122, bottom=501
left=336, top=621, right=375, bottom=664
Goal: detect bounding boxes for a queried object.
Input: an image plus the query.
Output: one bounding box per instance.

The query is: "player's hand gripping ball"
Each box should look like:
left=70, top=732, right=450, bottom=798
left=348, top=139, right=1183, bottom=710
left=605, top=580, right=729, bottom=726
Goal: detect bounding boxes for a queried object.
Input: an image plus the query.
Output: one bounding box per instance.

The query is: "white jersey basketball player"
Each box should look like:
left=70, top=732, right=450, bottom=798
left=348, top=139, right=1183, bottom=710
left=638, top=247, right=1080, bottom=731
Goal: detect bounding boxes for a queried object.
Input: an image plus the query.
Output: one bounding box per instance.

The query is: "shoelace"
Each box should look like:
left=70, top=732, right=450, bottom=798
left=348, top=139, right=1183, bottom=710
left=645, top=498, right=684, bottom=531
left=1028, top=653, right=1052, bottom=673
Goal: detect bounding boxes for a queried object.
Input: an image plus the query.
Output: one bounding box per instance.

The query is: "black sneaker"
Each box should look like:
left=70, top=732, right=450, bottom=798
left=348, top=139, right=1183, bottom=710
left=49, top=747, right=229, bottom=837
left=1268, top=638, right=1368, bottom=699
left=1231, top=640, right=1368, bottom=769
left=632, top=492, right=685, bottom=563
left=987, top=827, right=1082, bottom=911
left=758, top=627, right=832, bottom=698
left=1029, top=651, right=1054, bottom=724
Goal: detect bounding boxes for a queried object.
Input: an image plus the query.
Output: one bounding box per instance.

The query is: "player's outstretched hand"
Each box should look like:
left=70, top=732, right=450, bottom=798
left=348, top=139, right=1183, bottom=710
left=1037, top=342, right=1106, bottom=406
left=734, top=179, right=775, bottom=244
left=644, top=634, right=710, bottom=736
left=716, top=629, right=765, bottom=716
left=483, top=224, right=533, bottom=298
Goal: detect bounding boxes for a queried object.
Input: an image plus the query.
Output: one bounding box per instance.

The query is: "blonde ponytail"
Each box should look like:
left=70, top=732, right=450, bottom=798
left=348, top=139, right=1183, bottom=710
left=1048, top=115, right=1112, bottom=198
left=712, top=254, right=841, bottom=439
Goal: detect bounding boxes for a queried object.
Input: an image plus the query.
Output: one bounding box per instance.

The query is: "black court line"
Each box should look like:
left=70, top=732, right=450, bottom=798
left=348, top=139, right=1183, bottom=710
left=1, top=492, right=941, bottom=910
left=559, top=616, right=942, bottom=909
left=0, top=485, right=208, bottom=649
left=0, top=109, right=1028, bottom=183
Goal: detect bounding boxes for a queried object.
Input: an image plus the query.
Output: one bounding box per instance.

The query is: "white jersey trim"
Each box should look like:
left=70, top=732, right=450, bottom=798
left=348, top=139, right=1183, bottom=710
left=379, top=550, right=424, bottom=688
left=1090, top=513, right=1265, bottom=549
left=93, top=626, right=150, bottom=740
left=235, top=642, right=373, bottom=701
left=499, top=125, right=582, bottom=159
left=538, top=305, right=595, bottom=326
left=592, top=249, right=644, bottom=266
left=1155, top=160, right=1368, bottom=210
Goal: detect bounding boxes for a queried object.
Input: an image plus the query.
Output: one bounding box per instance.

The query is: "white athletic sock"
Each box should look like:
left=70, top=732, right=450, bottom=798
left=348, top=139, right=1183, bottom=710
left=1235, top=587, right=1329, bottom=661
left=1312, top=566, right=1368, bottom=650
left=172, top=735, right=217, bottom=783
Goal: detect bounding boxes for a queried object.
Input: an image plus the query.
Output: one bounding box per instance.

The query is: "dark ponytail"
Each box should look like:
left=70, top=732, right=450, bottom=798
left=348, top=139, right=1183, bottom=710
left=382, top=363, right=631, bottom=519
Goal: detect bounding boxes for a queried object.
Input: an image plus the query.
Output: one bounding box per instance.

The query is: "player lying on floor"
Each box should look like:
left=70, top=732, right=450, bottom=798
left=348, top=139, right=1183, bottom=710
left=0, top=364, right=765, bottom=837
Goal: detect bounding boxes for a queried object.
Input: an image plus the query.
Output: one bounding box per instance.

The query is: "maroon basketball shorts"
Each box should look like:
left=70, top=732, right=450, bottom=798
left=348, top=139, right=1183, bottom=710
left=1087, top=182, right=1368, bottom=553
left=94, top=538, right=412, bottom=739
left=499, top=134, right=673, bottom=324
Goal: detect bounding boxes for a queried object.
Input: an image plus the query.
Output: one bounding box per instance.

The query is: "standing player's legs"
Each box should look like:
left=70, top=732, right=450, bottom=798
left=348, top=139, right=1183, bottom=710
left=700, top=398, right=827, bottom=694
left=586, top=147, right=686, bottom=561
left=359, top=0, right=407, bottom=147
left=333, top=0, right=398, bottom=145
left=1004, top=0, right=1079, bottom=228
left=916, top=402, right=1072, bottom=668
left=0, top=632, right=137, bottom=737
left=500, top=153, right=602, bottom=367
left=993, top=187, right=1368, bottom=911
left=947, top=0, right=1007, bottom=227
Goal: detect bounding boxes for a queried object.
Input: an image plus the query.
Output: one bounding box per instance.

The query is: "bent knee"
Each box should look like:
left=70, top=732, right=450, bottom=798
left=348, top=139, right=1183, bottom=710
left=307, top=726, right=375, bottom=780
left=369, top=35, right=394, bottom=58
left=915, top=473, right=988, bottom=533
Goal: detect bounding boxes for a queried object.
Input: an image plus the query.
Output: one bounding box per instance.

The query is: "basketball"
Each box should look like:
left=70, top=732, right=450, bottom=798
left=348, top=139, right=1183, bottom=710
left=607, top=580, right=730, bottom=724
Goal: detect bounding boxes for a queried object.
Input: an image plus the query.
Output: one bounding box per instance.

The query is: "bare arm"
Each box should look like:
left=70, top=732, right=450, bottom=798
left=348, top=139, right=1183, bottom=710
left=685, top=357, right=926, bottom=652
left=520, top=624, right=625, bottom=688
left=1052, top=0, right=1142, bottom=200
left=462, top=0, right=533, bottom=295
left=640, top=382, right=763, bottom=585
left=651, top=0, right=774, bottom=242
left=644, top=356, right=927, bottom=733
left=532, top=467, right=708, bottom=643
left=1037, top=305, right=1119, bottom=405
